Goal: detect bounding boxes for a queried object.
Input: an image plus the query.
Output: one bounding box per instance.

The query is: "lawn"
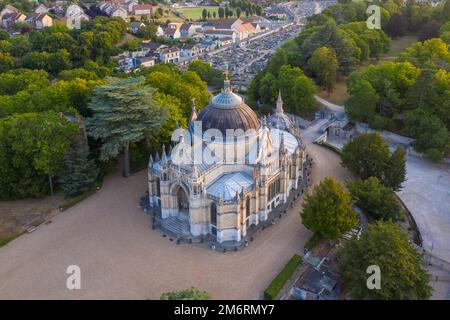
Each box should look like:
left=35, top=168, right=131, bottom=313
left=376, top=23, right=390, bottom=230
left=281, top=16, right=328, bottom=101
left=316, top=76, right=349, bottom=106
left=177, top=6, right=222, bottom=20
left=381, top=33, right=418, bottom=58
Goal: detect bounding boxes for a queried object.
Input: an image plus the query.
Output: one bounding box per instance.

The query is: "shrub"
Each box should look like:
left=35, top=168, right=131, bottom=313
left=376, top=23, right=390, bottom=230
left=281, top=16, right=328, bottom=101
left=264, top=254, right=302, bottom=300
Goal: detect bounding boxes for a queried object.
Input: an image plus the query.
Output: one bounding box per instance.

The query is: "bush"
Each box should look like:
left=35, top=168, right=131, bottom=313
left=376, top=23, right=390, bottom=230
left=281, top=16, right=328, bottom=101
left=264, top=254, right=302, bottom=300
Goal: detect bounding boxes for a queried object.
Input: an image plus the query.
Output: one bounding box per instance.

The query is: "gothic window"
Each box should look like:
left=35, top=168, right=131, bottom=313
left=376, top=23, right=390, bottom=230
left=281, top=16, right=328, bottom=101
left=210, top=203, right=217, bottom=226
left=267, top=177, right=280, bottom=202
left=245, top=197, right=250, bottom=227
left=156, top=177, right=160, bottom=197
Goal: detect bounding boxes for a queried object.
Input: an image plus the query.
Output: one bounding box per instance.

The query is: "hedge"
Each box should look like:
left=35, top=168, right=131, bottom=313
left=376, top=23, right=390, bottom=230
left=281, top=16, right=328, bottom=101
left=264, top=254, right=302, bottom=300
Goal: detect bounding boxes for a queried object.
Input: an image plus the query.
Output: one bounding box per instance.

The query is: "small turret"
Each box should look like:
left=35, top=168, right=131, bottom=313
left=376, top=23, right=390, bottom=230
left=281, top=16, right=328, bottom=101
left=161, top=144, right=168, bottom=167
left=188, top=97, right=197, bottom=131
left=276, top=90, right=284, bottom=114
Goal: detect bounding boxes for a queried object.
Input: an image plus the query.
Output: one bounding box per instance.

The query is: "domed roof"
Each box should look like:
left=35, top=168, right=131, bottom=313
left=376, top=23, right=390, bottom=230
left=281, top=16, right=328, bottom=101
left=195, top=78, right=260, bottom=135
left=267, top=91, right=294, bottom=132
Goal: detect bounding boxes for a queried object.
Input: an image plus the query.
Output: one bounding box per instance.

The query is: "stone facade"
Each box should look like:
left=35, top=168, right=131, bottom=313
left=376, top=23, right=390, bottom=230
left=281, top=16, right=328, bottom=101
left=148, top=83, right=306, bottom=244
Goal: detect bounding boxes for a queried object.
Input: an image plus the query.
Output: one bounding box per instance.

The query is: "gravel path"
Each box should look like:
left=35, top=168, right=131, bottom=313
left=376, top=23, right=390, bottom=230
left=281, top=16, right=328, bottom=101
left=0, top=135, right=353, bottom=299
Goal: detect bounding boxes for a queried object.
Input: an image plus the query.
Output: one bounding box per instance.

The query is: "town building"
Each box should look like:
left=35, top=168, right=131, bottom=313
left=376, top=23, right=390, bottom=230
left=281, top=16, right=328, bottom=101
left=138, top=56, right=155, bottom=68
left=132, top=4, right=152, bottom=16
left=1, top=11, right=26, bottom=29
left=179, top=43, right=203, bottom=58
left=34, top=4, right=49, bottom=14
left=204, top=29, right=237, bottom=43
left=130, top=21, right=145, bottom=33
left=26, top=13, right=53, bottom=30
left=147, top=78, right=306, bottom=244
left=65, top=4, right=90, bottom=29
left=163, top=26, right=181, bottom=39
left=159, top=47, right=180, bottom=63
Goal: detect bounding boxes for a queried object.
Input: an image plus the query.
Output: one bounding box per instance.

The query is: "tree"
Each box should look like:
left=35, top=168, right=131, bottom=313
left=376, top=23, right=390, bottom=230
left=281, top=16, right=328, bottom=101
left=418, top=20, right=442, bottom=42
left=218, top=7, right=225, bottom=19
left=0, top=29, right=9, bottom=40
left=145, top=65, right=211, bottom=117
left=384, top=13, right=407, bottom=38
left=236, top=7, right=241, bottom=18
left=345, top=80, right=378, bottom=123
left=136, top=25, right=157, bottom=40
left=341, top=133, right=406, bottom=190
left=404, top=109, right=450, bottom=162
left=188, top=60, right=224, bottom=87
left=439, top=21, right=450, bottom=43
left=0, top=112, right=79, bottom=199
left=299, top=19, right=360, bottom=75
left=58, top=134, right=99, bottom=197
left=385, top=147, right=407, bottom=190
left=160, top=287, right=211, bottom=300
left=307, top=46, right=338, bottom=95
left=86, top=77, right=168, bottom=177
left=301, top=177, right=358, bottom=240
left=202, top=9, right=207, bottom=20
left=338, top=221, right=432, bottom=300
left=347, top=177, right=403, bottom=221
left=0, top=52, right=15, bottom=72
left=278, top=65, right=316, bottom=116
left=441, top=0, right=450, bottom=21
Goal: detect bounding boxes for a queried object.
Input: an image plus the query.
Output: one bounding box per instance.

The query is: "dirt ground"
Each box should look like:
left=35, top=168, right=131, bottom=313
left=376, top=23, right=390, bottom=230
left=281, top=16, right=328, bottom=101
left=0, top=194, right=64, bottom=241
left=316, top=76, right=349, bottom=106
left=0, top=140, right=354, bottom=299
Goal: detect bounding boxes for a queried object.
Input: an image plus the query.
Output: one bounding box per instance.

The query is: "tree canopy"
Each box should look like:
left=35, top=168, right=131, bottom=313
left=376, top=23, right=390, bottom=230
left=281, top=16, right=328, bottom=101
left=341, top=133, right=406, bottom=190
left=347, top=177, right=403, bottom=221
left=86, top=77, right=168, bottom=177
left=338, top=221, right=432, bottom=300
left=301, top=177, right=358, bottom=240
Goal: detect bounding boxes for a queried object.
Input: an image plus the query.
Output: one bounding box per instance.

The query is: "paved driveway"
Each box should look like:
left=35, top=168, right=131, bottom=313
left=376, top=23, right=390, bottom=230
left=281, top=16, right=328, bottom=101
left=0, top=138, right=353, bottom=299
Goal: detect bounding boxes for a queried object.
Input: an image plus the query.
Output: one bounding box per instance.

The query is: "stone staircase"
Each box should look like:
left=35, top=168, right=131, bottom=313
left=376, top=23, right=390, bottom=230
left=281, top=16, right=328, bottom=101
left=161, top=216, right=191, bottom=237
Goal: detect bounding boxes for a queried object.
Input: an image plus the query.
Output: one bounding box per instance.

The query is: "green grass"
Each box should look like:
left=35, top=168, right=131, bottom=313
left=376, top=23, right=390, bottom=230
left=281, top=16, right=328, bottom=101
left=264, top=254, right=302, bottom=300
left=304, top=233, right=321, bottom=250
left=382, top=34, right=418, bottom=58
left=0, top=237, right=15, bottom=248
left=177, top=6, right=222, bottom=20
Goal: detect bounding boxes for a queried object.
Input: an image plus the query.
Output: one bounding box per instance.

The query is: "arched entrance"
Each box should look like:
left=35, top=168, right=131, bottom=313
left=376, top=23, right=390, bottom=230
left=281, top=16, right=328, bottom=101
left=172, top=184, right=189, bottom=222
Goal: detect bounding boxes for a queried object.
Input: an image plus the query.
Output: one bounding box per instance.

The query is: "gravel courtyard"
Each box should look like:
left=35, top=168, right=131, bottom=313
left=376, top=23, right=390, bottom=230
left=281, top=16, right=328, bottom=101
left=0, top=141, right=353, bottom=300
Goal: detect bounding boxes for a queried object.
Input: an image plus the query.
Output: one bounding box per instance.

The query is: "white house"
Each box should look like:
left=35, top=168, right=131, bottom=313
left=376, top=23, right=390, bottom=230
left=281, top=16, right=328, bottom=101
left=111, top=6, right=128, bottom=19
left=138, top=57, right=155, bottom=68
left=159, top=47, right=180, bottom=63
left=163, top=26, right=181, bottom=39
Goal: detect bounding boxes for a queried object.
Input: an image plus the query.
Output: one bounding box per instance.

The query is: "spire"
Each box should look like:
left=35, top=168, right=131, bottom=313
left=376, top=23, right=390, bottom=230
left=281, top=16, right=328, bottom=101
left=280, top=132, right=286, bottom=154
left=276, top=90, right=284, bottom=114
left=161, top=144, right=167, bottom=165
left=155, top=151, right=160, bottom=162
left=168, top=144, right=173, bottom=156
left=149, top=154, right=154, bottom=165
left=223, top=63, right=231, bottom=93
left=189, top=97, right=197, bottom=124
